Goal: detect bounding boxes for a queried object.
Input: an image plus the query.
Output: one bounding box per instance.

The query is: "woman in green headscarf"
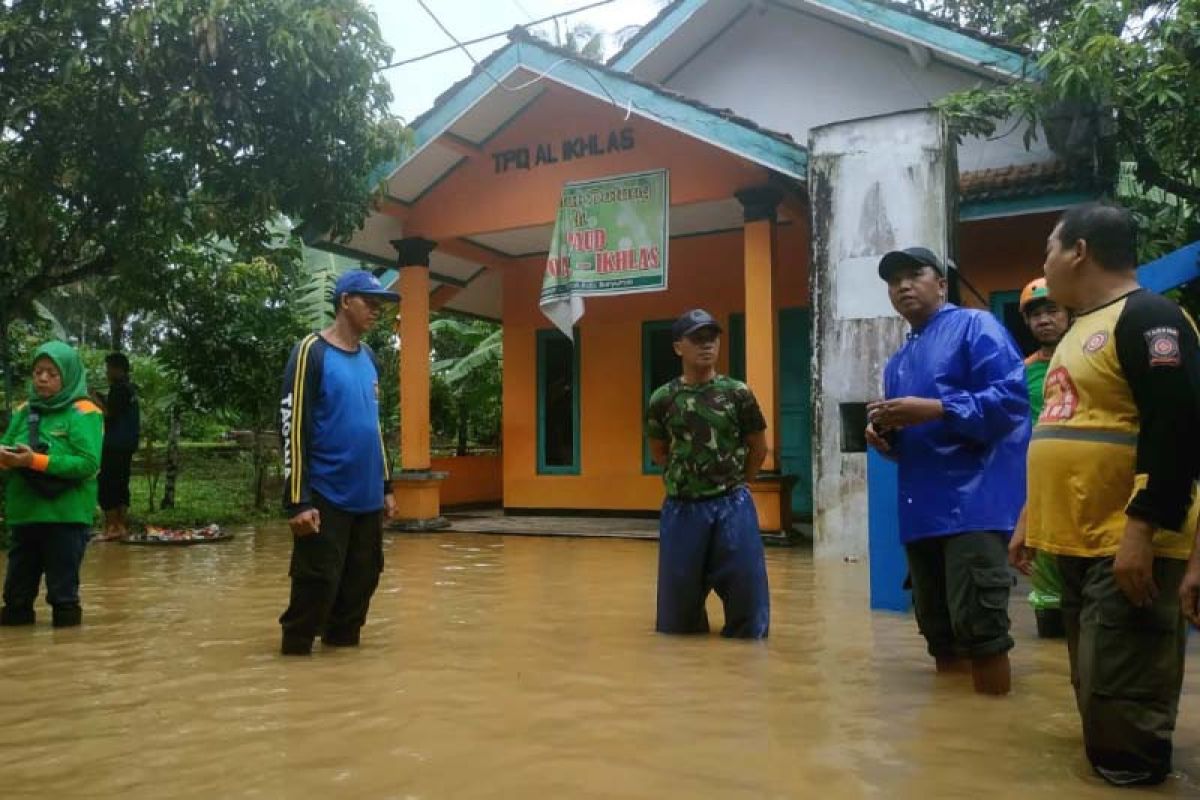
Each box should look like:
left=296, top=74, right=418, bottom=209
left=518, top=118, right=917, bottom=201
left=0, top=341, right=104, bottom=628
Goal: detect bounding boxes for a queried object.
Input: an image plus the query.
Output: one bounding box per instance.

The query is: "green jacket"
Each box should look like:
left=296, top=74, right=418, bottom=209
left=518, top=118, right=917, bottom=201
left=1, top=400, right=104, bottom=526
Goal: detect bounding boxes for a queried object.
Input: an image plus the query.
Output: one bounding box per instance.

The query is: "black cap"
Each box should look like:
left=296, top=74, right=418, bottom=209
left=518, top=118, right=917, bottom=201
left=672, top=309, right=722, bottom=341
left=878, top=247, right=946, bottom=280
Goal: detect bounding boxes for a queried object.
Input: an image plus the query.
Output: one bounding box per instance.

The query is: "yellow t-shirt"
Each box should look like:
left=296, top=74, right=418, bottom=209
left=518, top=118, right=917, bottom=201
left=1027, top=289, right=1200, bottom=560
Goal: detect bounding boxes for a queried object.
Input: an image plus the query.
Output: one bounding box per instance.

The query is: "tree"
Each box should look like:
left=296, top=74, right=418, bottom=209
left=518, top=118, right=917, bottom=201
left=935, top=0, right=1200, bottom=258
left=0, top=0, right=406, bottom=404
left=155, top=243, right=305, bottom=508
left=430, top=316, right=502, bottom=455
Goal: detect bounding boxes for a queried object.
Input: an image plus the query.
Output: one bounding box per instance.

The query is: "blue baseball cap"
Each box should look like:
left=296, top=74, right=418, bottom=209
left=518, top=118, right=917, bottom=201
left=333, top=270, right=399, bottom=305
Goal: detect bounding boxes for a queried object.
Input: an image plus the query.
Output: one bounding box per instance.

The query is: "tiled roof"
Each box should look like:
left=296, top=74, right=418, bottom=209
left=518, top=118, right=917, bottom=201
left=415, top=27, right=802, bottom=151
left=959, top=162, right=1096, bottom=202
left=608, top=0, right=1029, bottom=69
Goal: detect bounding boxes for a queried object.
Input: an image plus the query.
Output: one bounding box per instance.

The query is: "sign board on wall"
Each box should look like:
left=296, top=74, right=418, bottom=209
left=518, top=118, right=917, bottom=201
left=540, top=169, right=669, bottom=339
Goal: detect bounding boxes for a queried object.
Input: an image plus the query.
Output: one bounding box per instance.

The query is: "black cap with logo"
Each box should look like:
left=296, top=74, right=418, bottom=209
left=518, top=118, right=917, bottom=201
left=671, top=309, right=723, bottom=341
left=878, top=247, right=948, bottom=280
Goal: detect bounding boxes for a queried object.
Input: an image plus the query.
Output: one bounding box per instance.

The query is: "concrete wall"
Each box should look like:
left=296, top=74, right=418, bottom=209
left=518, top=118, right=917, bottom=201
left=809, top=108, right=955, bottom=559
left=663, top=3, right=1053, bottom=175
left=432, top=454, right=503, bottom=508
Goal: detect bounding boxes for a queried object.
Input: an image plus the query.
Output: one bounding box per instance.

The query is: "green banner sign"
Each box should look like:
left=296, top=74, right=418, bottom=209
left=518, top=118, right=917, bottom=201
left=540, top=169, right=669, bottom=339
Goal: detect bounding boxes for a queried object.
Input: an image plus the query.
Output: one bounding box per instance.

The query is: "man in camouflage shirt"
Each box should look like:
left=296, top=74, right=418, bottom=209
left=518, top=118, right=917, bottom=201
left=646, top=309, right=770, bottom=638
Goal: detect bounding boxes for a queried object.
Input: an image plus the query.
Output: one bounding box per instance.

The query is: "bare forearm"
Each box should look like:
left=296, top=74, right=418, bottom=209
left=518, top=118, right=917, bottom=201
left=648, top=438, right=668, bottom=467
left=744, top=441, right=767, bottom=482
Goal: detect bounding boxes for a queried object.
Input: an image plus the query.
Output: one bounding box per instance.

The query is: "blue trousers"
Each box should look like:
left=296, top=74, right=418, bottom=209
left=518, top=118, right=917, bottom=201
left=656, top=487, right=770, bottom=638
left=3, top=524, right=90, bottom=612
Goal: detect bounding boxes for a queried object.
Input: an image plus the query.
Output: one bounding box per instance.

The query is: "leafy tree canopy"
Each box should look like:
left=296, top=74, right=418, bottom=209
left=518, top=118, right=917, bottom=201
left=0, top=0, right=406, bottom=320
left=930, top=0, right=1200, bottom=226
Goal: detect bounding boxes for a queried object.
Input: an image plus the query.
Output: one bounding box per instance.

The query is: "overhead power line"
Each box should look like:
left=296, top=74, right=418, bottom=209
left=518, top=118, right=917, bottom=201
left=384, top=0, right=617, bottom=70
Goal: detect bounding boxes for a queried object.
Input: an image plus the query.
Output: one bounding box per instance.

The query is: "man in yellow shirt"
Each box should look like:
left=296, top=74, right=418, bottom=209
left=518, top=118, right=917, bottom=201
left=1010, top=203, right=1200, bottom=787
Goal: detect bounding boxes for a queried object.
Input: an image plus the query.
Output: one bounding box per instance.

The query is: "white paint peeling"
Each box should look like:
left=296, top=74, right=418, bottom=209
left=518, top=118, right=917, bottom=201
left=809, top=108, right=955, bottom=561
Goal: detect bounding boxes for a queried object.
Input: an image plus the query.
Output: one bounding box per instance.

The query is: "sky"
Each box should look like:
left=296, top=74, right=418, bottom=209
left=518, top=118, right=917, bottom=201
left=371, top=0, right=665, bottom=123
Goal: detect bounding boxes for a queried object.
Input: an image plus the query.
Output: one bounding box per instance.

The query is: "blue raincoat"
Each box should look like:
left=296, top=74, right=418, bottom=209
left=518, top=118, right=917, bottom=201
left=882, top=304, right=1030, bottom=544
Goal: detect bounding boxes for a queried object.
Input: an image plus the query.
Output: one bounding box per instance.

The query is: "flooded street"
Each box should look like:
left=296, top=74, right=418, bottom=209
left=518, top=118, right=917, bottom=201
left=1, top=527, right=1198, bottom=799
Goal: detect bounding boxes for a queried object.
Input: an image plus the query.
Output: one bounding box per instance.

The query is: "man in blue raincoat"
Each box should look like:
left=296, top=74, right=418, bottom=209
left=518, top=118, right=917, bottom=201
left=866, top=247, right=1029, bottom=695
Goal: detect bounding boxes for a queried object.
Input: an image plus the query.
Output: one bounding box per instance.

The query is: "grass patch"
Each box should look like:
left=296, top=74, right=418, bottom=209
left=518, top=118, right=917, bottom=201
left=128, top=444, right=279, bottom=529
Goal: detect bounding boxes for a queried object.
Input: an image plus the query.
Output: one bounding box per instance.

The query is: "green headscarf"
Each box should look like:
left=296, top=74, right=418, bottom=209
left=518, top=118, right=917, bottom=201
left=28, top=340, right=89, bottom=413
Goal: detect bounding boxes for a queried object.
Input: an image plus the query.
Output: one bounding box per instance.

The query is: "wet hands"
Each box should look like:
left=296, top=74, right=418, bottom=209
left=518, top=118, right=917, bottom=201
left=0, top=444, right=34, bottom=469
left=866, top=397, right=943, bottom=432
left=864, top=423, right=894, bottom=457
left=289, top=508, right=321, bottom=537
left=1114, top=519, right=1158, bottom=608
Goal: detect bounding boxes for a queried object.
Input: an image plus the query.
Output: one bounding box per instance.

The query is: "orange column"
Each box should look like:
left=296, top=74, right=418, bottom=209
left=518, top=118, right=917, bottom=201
left=736, top=187, right=781, bottom=471
left=399, top=263, right=431, bottom=470
left=389, top=237, right=447, bottom=530
left=736, top=187, right=790, bottom=534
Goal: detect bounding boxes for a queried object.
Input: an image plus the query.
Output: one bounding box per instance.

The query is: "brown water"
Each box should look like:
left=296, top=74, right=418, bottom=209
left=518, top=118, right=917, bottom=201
left=1, top=528, right=1198, bottom=799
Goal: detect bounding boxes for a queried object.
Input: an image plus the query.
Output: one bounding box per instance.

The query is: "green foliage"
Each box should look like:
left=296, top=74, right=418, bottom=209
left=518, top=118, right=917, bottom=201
left=153, top=242, right=306, bottom=507
left=936, top=0, right=1200, bottom=237
left=363, top=319, right=400, bottom=468
left=430, top=315, right=502, bottom=453
left=0, top=0, right=406, bottom=319
left=127, top=443, right=276, bottom=527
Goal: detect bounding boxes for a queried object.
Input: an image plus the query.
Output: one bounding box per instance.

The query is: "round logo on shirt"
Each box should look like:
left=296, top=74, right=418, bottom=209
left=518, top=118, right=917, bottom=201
left=1083, top=331, right=1109, bottom=354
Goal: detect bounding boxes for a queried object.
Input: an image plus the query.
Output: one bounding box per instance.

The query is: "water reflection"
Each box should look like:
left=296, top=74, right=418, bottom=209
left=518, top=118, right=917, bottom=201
left=0, top=527, right=1196, bottom=798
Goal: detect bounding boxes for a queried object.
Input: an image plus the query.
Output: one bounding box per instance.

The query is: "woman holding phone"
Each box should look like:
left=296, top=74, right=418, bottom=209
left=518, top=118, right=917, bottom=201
left=0, top=341, right=103, bottom=628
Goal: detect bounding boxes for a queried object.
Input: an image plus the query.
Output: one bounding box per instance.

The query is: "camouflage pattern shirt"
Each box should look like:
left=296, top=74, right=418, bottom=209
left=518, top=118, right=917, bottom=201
left=645, top=375, right=767, bottom=499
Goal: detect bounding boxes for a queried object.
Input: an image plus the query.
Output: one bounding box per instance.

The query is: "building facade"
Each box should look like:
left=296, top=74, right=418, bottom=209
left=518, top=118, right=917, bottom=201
left=311, top=0, right=1102, bottom=556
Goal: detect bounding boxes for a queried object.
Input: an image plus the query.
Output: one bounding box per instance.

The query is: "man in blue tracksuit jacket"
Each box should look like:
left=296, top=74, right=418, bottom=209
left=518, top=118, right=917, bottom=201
left=866, top=247, right=1029, bottom=695
left=278, top=271, right=397, bottom=656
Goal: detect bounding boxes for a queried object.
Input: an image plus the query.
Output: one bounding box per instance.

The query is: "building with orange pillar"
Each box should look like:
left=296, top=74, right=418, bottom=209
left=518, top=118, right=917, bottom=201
left=308, top=1, right=1103, bottom=552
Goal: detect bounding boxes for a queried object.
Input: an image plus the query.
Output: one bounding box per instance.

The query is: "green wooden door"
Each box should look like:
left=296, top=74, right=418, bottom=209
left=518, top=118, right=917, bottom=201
left=728, top=308, right=812, bottom=517
left=778, top=308, right=812, bottom=517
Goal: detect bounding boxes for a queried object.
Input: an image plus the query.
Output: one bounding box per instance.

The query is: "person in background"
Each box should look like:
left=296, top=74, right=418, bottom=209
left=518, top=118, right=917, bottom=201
left=95, top=352, right=139, bottom=540
left=1011, top=203, right=1200, bottom=787
left=645, top=308, right=771, bottom=639
left=1018, top=278, right=1071, bottom=637
left=867, top=246, right=1029, bottom=695
left=0, top=341, right=103, bottom=628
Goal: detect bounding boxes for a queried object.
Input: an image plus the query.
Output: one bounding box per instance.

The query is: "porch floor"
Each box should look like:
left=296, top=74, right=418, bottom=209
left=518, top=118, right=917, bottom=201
left=441, top=508, right=812, bottom=543
left=444, top=508, right=658, bottom=539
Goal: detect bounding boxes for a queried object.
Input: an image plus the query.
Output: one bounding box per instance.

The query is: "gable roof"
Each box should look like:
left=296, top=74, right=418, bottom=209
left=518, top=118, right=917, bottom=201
left=610, top=0, right=1033, bottom=81
left=365, top=26, right=807, bottom=200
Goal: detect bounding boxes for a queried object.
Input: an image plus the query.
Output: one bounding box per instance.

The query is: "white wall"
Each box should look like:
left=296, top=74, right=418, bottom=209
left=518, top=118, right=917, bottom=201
left=663, top=3, right=1053, bottom=174
left=809, top=109, right=954, bottom=560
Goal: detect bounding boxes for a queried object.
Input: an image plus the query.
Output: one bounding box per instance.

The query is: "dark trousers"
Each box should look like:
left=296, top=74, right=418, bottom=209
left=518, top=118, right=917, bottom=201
left=905, top=531, right=1014, bottom=659
left=98, top=447, right=135, bottom=510
left=3, top=524, right=90, bottom=613
left=656, top=487, right=770, bottom=639
left=279, top=494, right=384, bottom=645
left=1058, top=555, right=1187, bottom=783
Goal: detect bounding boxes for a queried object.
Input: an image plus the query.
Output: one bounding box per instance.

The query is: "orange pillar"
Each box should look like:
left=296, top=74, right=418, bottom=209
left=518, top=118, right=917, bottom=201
left=737, top=187, right=781, bottom=470
left=389, top=237, right=448, bottom=531
left=736, top=187, right=789, bottom=534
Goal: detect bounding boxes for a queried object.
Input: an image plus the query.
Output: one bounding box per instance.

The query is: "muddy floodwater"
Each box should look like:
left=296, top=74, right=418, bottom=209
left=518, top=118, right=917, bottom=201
left=1, top=527, right=1198, bottom=799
